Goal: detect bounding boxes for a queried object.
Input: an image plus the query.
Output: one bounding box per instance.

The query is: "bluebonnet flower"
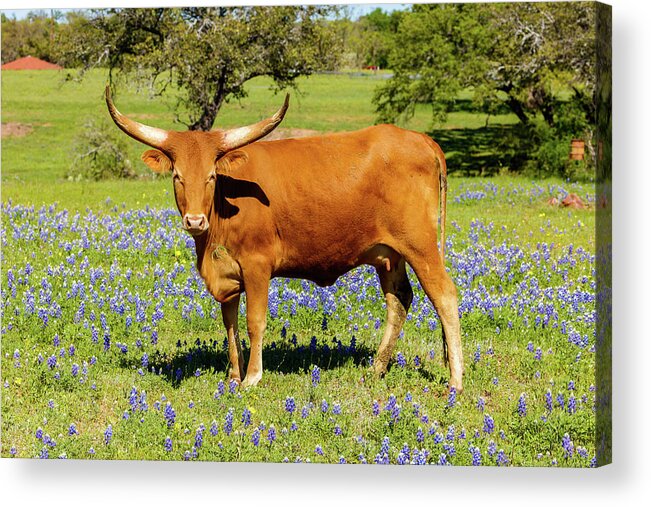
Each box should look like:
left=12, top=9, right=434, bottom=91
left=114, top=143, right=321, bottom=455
left=568, top=395, right=577, bottom=414
left=545, top=390, right=553, bottom=412
left=35, top=427, right=43, bottom=440
left=9, top=446, right=17, bottom=457
left=104, top=425, right=113, bottom=445
left=311, top=365, right=321, bottom=387
left=39, top=448, right=49, bottom=459
left=267, top=425, right=276, bottom=444
left=228, top=379, right=237, bottom=394
left=446, top=387, right=457, bottom=408
left=141, top=353, right=149, bottom=369
left=488, top=440, right=497, bottom=457
left=48, top=399, right=55, bottom=409
left=534, top=347, right=542, bottom=361
left=290, top=421, right=298, bottom=431
left=71, top=363, right=79, bottom=377
left=224, top=408, right=234, bottom=436
left=164, top=402, right=176, bottom=427
left=527, top=341, right=534, bottom=353
left=517, top=393, right=527, bottom=417
left=321, top=399, right=329, bottom=413
left=251, top=428, right=260, bottom=446
left=332, top=402, right=342, bottom=415
left=188, top=400, right=195, bottom=409
left=476, top=397, right=485, bottom=412
left=334, top=425, right=343, bottom=436
left=315, top=445, right=324, bottom=455
left=338, top=456, right=346, bottom=464
left=372, top=400, right=380, bottom=416
left=194, top=427, right=204, bottom=449
left=414, top=355, right=421, bottom=367
left=473, top=345, right=481, bottom=364
left=483, top=414, right=494, bottom=434
left=285, top=396, right=296, bottom=414
left=469, top=445, right=482, bottom=466
left=215, top=380, right=225, bottom=399
left=164, top=436, right=173, bottom=452
left=416, top=427, right=424, bottom=443
left=396, top=352, right=406, bottom=367
left=210, top=421, right=219, bottom=437
left=446, top=425, right=455, bottom=441
left=241, top=408, right=252, bottom=427
left=492, top=377, right=499, bottom=386
left=562, top=433, right=574, bottom=458
left=397, top=445, right=410, bottom=465
left=437, top=453, right=449, bottom=466
left=557, top=392, right=565, bottom=410
left=496, top=450, right=509, bottom=466
left=46, top=355, right=57, bottom=369
left=301, top=405, right=310, bottom=419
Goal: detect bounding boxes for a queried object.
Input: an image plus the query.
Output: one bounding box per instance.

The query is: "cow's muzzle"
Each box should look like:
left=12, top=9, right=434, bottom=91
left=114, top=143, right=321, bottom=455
left=183, top=214, right=209, bottom=236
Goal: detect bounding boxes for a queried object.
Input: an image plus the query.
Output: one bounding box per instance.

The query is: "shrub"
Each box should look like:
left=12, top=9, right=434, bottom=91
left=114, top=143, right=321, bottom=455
left=67, top=117, right=136, bottom=181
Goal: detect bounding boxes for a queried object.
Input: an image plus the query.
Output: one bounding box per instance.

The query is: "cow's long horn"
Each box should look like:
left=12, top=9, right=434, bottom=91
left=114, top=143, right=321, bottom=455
left=105, top=85, right=169, bottom=149
left=220, top=94, right=289, bottom=151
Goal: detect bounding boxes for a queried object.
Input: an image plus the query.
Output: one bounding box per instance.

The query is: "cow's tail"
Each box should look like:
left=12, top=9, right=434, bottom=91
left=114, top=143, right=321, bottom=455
left=430, top=139, right=449, bottom=366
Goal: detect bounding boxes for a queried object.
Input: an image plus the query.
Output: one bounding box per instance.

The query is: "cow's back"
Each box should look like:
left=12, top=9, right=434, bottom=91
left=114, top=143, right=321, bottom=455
left=223, top=125, right=442, bottom=282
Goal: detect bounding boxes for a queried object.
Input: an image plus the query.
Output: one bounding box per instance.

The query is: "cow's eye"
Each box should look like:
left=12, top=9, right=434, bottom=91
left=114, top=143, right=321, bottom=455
left=207, top=173, right=216, bottom=183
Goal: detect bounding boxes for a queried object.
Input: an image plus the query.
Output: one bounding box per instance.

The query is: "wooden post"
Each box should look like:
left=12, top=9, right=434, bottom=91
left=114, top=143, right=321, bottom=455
left=570, top=139, right=585, bottom=160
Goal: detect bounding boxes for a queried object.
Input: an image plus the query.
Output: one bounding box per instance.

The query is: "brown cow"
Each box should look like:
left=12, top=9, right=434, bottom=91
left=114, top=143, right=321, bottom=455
left=105, top=87, right=464, bottom=392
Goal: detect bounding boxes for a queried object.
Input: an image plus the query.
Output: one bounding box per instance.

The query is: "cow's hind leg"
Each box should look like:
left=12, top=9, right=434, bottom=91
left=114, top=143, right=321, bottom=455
left=221, top=294, right=245, bottom=383
left=373, top=255, right=413, bottom=377
left=404, top=241, right=464, bottom=393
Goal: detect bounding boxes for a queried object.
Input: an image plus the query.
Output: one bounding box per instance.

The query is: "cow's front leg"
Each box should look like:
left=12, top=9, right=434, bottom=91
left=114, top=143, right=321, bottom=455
left=222, top=294, right=244, bottom=383
left=241, top=270, right=270, bottom=388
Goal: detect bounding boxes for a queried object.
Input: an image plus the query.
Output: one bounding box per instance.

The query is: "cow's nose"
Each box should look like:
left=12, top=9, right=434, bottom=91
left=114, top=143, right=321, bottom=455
left=183, top=214, right=207, bottom=233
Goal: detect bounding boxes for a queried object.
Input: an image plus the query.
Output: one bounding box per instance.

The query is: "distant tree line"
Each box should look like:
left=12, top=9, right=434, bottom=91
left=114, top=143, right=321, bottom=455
left=3, top=4, right=607, bottom=178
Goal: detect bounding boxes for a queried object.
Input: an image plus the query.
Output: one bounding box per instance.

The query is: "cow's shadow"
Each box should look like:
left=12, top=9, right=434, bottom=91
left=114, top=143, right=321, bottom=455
left=124, top=339, right=379, bottom=386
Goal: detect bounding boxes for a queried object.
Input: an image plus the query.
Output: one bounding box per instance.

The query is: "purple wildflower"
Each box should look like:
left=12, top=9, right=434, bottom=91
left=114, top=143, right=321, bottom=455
left=104, top=425, right=113, bottom=445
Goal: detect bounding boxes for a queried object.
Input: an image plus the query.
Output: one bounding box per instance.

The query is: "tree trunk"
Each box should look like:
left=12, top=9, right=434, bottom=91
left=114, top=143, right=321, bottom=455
left=506, top=95, right=530, bottom=125
left=189, top=68, right=228, bottom=131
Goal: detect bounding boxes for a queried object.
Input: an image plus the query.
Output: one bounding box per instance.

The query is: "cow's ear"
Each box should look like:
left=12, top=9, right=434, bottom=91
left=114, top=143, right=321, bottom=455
left=141, top=149, right=172, bottom=173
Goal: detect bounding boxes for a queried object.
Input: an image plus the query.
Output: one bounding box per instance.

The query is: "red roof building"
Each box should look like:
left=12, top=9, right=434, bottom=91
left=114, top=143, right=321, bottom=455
left=1, top=56, right=63, bottom=70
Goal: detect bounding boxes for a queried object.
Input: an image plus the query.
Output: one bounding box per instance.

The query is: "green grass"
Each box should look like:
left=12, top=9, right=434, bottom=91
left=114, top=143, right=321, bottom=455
left=1, top=69, right=599, bottom=466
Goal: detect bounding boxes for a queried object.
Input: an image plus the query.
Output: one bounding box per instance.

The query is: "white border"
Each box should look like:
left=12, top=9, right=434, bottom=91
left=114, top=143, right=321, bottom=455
left=2, top=1, right=650, bottom=506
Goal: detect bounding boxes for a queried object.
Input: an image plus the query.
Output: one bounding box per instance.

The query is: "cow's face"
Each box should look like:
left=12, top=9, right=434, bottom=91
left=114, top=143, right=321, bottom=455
left=141, top=133, right=220, bottom=236
left=105, top=87, right=289, bottom=237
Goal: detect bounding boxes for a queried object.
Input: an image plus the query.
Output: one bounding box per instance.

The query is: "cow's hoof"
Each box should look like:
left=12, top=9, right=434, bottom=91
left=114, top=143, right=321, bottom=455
left=373, top=362, right=387, bottom=378
left=448, top=380, right=463, bottom=395
left=241, top=372, right=262, bottom=388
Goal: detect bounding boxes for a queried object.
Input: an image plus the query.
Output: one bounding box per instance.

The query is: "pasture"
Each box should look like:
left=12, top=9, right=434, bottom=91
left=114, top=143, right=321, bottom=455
left=1, top=70, right=597, bottom=465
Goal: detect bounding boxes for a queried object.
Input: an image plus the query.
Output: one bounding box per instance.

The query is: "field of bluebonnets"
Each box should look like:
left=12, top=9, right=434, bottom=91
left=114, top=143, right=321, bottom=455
left=2, top=71, right=597, bottom=466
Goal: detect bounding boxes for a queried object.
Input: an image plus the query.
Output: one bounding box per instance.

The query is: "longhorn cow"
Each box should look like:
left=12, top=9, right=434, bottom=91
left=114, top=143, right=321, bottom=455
left=105, top=87, right=464, bottom=391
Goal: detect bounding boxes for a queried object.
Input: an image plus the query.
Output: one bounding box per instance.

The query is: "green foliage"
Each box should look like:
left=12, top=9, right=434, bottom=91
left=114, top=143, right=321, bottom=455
left=1, top=11, right=64, bottom=64
left=56, top=7, right=344, bottom=131
left=373, top=2, right=601, bottom=177
left=67, top=117, right=136, bottom=181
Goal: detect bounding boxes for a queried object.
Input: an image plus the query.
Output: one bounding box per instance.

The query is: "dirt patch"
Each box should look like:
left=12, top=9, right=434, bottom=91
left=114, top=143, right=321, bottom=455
left=1, top=122, right=33, bottom=138
left=263, top=128, right=321, bottom=141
